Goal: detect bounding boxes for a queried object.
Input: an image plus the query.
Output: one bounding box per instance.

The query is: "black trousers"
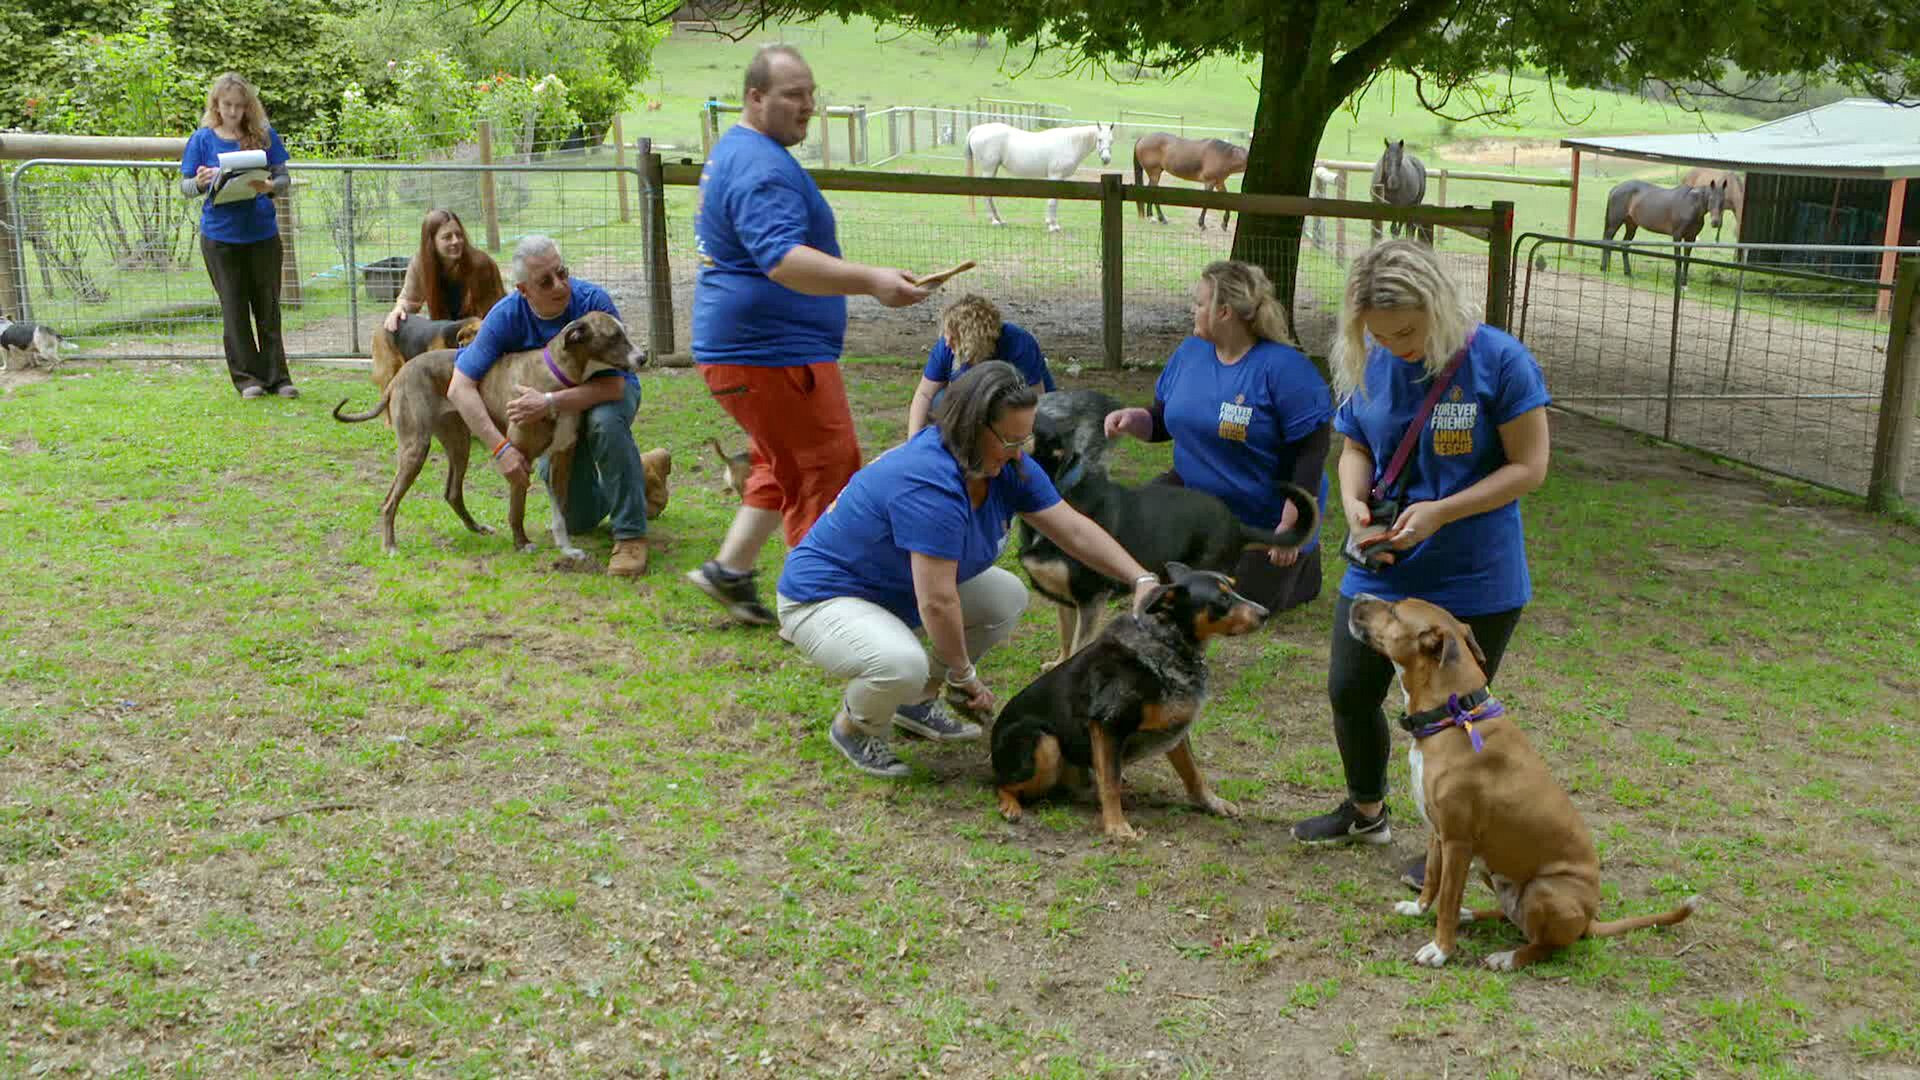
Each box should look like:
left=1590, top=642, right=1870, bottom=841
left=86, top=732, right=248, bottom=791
left=1327, top=591, right=1525, bottom=803
left=201, top=233, right=288, bottom=393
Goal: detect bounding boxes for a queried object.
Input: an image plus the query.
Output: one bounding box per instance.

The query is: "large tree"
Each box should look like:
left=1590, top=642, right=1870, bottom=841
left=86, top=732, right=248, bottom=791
left=490, top=0, right=1919, bottom=303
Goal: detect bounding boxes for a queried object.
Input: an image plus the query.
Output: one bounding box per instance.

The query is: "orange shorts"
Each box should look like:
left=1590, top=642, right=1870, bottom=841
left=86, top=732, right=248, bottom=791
left=701, top=361, right=861, bottom=548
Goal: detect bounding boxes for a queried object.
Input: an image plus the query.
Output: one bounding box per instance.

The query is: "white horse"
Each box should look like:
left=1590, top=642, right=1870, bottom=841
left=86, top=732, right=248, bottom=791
left=965, top=122, right=1116, bottom=232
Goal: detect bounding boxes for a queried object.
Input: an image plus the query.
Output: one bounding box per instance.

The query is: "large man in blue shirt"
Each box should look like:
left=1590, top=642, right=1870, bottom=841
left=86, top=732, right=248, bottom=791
left=447, top=235, right=652, bottom=577
left=685, top=44, right=932, bottom=625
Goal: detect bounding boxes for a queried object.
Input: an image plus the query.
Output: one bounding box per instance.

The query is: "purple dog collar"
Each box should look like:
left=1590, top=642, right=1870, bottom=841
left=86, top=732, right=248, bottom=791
left=1398, top=687, right=1504, bottom=753
left=543, top=346, right=576, bottom=389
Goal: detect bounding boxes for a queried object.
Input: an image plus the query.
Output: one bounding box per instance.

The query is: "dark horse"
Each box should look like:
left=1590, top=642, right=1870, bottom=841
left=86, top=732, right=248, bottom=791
left=1132, top=133, right=1250, bottom=230
left=1601, top=181, right=1713, bottom=286
left=1370, top=139, right=1431, bottom=244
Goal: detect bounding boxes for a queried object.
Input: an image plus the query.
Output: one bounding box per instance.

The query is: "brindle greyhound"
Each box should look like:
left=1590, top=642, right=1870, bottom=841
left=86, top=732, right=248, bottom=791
left=332, top=311, right=638, bottom=557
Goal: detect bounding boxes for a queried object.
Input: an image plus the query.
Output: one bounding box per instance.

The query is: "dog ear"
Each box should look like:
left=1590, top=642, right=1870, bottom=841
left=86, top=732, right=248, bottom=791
left=1459, top=623, right=1487, bottom=666
left=1417, top=625, right=1449, bottom=661
left=1163, top=561, right=1190, bottom=581
left=564, top=320, right=589, bottom=347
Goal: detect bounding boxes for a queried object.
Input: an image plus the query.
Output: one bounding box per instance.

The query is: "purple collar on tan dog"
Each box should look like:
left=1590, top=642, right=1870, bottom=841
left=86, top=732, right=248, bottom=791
left=543, top=346, right=577, bottom=389
left=1399, top=687, right=1503, bottom=752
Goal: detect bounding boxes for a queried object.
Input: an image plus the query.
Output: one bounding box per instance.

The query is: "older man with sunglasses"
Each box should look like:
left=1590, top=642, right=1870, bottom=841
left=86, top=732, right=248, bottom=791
left=447, top=234, right=652, bottom=576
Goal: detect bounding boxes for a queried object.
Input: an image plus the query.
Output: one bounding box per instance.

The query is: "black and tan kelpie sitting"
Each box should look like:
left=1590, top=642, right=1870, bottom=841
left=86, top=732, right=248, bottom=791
left=1017, top=407, right=1317, bottom=668
left=992, top=564, right=1267, bottom=840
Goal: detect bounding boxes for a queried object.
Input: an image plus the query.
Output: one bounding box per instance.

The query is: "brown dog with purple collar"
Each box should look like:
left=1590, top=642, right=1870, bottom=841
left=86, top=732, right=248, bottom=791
left=1346, top=594, right=1700, bottom=970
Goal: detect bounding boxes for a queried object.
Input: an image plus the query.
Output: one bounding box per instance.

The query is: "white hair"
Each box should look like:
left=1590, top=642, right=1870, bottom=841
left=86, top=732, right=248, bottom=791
left=511, top=235, right=561, bottom=283
left=1329, top=239, right=1476, bottom=400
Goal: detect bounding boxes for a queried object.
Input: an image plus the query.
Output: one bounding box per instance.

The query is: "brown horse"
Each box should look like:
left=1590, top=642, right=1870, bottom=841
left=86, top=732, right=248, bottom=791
left=1132, top=133, right=1250, bottom=230
left=1601, top=180, right=1712, bottom=287
left=1681, top=168, right=1744, bottom=238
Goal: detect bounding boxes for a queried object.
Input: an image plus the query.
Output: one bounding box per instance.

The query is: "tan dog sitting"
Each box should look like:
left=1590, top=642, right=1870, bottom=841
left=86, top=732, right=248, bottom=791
left=1346, top=595, right=1700, bottom=971
left=333, top=311, right=635, bottom=557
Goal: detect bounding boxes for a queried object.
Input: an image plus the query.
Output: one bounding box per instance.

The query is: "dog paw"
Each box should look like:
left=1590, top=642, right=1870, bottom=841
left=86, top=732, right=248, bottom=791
left=1038, top=658, right=1063, bottom=674
left=475, top=523, right=495, bottom=535
left=1103, top=823, right=1140, bottom=842
left=1483, top=950, right=1518, bottom=972
left=560, top=547, right=588, bottom=561
left=1393, top=900, right=1426, bottom=917
left=517, top=543, right=538, bottom=554
left=1413, top=941, right=1450, bottom=968
left=1199, top=794, right=1240, bottom=818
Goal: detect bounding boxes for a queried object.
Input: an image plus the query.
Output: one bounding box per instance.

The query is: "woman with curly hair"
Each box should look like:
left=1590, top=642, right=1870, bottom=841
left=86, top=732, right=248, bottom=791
left=381, top=208, right=507, bottom=333
left=180, top=72, right=294, bottom=399
left=906, top=294, right=1055, bottom=437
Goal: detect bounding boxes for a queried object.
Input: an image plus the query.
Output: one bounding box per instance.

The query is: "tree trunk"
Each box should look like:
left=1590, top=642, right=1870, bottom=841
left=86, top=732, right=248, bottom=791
left=1231, top=7, right=1338, bottom=349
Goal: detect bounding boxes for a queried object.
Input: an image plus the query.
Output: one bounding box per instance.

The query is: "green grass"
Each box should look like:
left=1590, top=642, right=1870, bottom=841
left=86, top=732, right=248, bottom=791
left=1, top=354, right=1916, bottom=1075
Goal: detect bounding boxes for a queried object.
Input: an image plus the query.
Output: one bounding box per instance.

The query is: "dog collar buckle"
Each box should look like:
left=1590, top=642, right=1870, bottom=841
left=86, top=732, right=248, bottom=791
left=543, top=346, right=577, bottom=389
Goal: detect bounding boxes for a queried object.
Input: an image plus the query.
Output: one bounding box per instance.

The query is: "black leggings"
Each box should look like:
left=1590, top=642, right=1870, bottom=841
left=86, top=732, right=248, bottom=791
left=1327, top=592, right=1525, bottom=803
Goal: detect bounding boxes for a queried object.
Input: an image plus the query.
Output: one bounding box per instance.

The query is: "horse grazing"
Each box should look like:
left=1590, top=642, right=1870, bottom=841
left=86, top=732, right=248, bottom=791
left=1601, top=180, right=1712, bottom=286
left=1131, top=133, right=1250, bottom=230
left=965, top=122, right=1116, bottom=232
left=1681, top=168, right=1744, bottom=238
left=1370, top=139, right=1431, bottom=244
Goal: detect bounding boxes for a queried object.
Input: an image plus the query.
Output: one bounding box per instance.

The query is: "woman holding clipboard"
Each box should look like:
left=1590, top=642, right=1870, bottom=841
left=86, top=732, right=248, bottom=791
left=180, top=73, right=294, bottom=399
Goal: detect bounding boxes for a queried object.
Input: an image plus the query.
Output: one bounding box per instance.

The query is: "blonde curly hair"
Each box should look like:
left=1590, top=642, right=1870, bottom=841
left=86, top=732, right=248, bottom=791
left=1329, top=239, right=1476, bottom=400
left=939, top=294, right=1002, bottom=372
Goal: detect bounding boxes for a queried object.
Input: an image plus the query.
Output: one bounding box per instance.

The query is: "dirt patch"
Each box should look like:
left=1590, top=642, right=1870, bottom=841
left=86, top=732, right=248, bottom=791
left=1438, top=136, right=1572, bottom=170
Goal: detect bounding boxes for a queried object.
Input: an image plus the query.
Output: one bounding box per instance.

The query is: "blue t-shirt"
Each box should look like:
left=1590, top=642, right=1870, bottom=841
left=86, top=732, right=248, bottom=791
left=924, top=322, right=1056, bottom=390
left=1333, top=324, right=1551, bottom=616
left=777, top=426, right=1061, bottom=626
left=692, top=125, right=846, bottom=367
left=1156, top=337, right=1333, bottom=551
left=453, top=279, right=636, bottom=388
left=180, top=126, right=290, bottom=245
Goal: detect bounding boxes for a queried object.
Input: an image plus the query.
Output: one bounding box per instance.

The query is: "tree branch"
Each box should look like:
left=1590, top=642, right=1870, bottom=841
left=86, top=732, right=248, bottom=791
left=1327, top=0, right=1461, bottom=102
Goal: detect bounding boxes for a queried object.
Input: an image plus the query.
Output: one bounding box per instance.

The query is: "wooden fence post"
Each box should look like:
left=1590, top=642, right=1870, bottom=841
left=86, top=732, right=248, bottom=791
left=1436, top=168, right=1448, bottom=209
left=907, top=108, right=916, bottom=154
left=1100, top=172, right=1124, bottom=370
left=275, top=181, right=303, bottom=308
left=1567, top=149, right=1581, bottom=237
left=1868, top=256, right=1920, bottom=512
left=820, top=107, right=832, bottom=167
left=613, top=114, right=631, bottom=222
left=640, top=146, right=678, bottom=363
left=478, top=120, right=501, bottom=252
left=856, top=106, right=869, bottom=165
left=1334, top=171, right=1348, bottom=263
left=1485, top=200, right=1515, bottom=330
left=0, top=182, right=24, bottom=319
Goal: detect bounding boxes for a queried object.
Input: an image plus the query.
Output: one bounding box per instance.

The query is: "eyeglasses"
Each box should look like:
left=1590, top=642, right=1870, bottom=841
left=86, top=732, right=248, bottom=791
left=987, top=422, right=1034, bottom=453
left=527, top=265, right=571, bottom=291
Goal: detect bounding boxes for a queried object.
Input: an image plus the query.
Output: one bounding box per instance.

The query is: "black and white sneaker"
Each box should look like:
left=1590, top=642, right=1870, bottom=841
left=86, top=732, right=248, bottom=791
left=686, top=560, right=775, bottom=626
left=829, top=722, right=911, bottom=779
left=892, top=698, right=983, bottom=742
left=1290, top=799, right=1392, bottom=845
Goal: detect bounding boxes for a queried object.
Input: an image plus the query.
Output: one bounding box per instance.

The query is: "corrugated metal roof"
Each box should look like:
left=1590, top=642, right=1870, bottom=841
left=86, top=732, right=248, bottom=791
left=1560, top=98, right=1920, bottom=179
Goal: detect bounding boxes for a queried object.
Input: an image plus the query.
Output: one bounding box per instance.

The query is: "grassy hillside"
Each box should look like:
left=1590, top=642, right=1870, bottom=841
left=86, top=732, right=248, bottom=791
left=622, top=16, right=1757, bottom=245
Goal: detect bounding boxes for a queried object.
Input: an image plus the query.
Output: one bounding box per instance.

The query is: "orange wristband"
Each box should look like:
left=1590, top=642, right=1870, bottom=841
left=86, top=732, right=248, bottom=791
left=491, top=437, right=511, bottom=459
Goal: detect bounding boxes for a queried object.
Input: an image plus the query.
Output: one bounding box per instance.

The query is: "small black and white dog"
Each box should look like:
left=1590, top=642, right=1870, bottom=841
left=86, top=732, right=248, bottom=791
left=0, top=318, right=64, bottom=372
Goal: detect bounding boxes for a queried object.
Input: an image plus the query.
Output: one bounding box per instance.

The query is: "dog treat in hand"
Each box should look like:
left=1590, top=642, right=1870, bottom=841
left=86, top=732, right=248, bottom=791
left=909, top=261, right=976, bottom=289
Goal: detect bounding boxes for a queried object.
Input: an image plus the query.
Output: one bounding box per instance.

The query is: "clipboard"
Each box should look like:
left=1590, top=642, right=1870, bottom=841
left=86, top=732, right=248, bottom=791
left=208, top=148, right=273, bottom=206
left=909, top=261, right=976, bottom=289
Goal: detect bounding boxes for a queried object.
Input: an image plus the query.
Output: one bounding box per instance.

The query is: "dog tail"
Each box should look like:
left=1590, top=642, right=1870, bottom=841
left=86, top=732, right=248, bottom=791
left=332, top=387, right=393, bottom=424
left=1238, top=482, right=1320, bottom=552
left=707, top=436, right=731, bottom=465
left=1586, top=895, right=1702, bottom=938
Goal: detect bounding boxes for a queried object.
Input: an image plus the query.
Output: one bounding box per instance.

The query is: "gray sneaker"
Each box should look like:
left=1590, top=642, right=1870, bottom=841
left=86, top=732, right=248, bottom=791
left=892, top=697, right=983, bottom=742
left=686, top=560, right=775, bottom=626
left=829, top=722, right=910, bottom=779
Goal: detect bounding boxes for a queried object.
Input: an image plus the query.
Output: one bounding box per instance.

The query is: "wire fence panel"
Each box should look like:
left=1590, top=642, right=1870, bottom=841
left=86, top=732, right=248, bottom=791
left=8, top=155, right=651, bottom=363
left=1513, top=236, right=1898, bottom=496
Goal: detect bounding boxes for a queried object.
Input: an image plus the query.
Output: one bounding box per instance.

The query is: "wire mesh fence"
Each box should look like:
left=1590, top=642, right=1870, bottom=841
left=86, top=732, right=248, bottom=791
left=6, top=158, right=651, bottom=362
left=1511, top=235, right=1913, bottom=497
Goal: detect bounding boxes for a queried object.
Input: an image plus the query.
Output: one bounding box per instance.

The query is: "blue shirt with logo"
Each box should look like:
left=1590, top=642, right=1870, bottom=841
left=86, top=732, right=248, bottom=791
left=180, top=126, right=290, bottom=245
left=1155, top=336, right=1333, bottom=551
left=693, top=125, right=846, bottom=366
left=1334, top=324, right=1551, bottom=616
left=924, top=322, right=1056, bottom=390
left=777, top=426, right=1061, bottom=626
left=454, top=279, right=635, bottom=388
